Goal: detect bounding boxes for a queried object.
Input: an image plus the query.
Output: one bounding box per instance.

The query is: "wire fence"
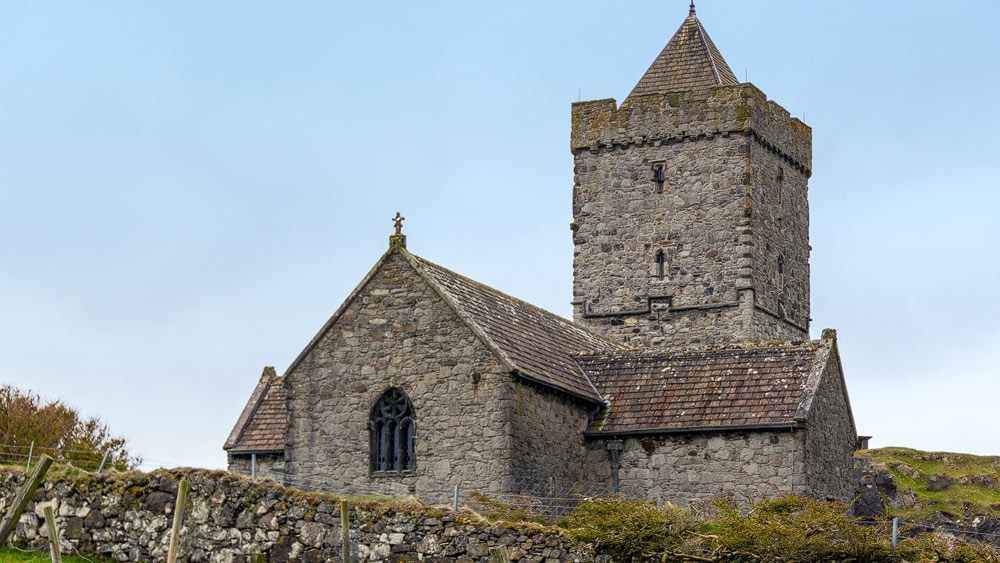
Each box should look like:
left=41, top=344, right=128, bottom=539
left=265, top=467, right=647, bottom=520
left=0, top=442, right=113, bottom=473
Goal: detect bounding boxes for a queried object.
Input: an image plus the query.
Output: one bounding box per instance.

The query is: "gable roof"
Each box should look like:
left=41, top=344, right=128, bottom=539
left=224, top=367, right=286, bottom=453
left=625, top=11, right=739, bottom=103
left=408, top=254, right=622, bottom=401
left=576, top=340, right=835, bottom=435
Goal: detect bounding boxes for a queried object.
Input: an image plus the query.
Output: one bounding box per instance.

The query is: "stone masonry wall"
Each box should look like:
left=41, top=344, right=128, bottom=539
left=583, top=431, right=806, bottom=507
left=1, top=467, right=594, bottom=563
left=571, top=133, right=749, bottom=349
left=748, top=131, right=810, bottom=334
left=570, top=85, right=812, bottom=350
left=508, top=382, right=602, bottom=492
left=801, top=350, right=857, bottom=502
left=284, top=250, right=514, bottom=503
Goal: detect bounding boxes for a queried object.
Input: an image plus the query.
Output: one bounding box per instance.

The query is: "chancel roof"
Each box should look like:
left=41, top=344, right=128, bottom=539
left=625, top=9, right=739, bottom=103
left=577, top=341, right=834, bottom=434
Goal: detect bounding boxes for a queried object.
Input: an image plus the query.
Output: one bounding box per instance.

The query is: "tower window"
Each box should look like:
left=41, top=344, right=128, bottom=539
left=777, top=167, right=784, bottom=207
left=653, top=164, right=665, bottom=194
left=777, top=255, right=783, bottom=274
left=655, top=250, right=666, bottom=280
left=370, top=388, right=415, bottom=472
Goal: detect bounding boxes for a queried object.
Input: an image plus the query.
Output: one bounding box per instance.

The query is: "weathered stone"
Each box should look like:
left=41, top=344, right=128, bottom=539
left=928, top=474, right=954, bottom=491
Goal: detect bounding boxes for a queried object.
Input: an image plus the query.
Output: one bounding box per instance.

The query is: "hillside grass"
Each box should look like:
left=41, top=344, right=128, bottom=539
left=866, top=447, right=1000, bottom=520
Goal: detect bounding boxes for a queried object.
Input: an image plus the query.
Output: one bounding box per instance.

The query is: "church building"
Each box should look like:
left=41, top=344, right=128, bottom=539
left=224, top=5, right=858, bottom=506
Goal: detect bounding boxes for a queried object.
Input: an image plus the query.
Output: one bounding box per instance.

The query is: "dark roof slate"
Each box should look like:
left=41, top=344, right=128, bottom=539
left=411, top=254, right=622, bottom=401
left=625, top=13, right=739, bottom=102
left=224, top=369, right=286, bottom=453
left=577, top=342, right=830, bottom=433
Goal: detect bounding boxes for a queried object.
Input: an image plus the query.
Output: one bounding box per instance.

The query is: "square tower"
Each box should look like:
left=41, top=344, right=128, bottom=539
left=570, top=7, right=812, bottom=349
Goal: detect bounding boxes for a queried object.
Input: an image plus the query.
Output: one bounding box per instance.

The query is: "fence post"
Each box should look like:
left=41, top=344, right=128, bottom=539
left=891, top=517, right=899, bottom=549
left=44, top=505, right=62, bottom=563
left=251, top=453, right=257, bottom=480
left=453, top=485, right=459, bottom=512
left=26, top=441, right=34, bottom=472
left=97, top=451, right=111, bottom=473
left=0, top=454, right=54, bottom=546
left=166, top=478, right=189, bottom=563
left=341, top=500, right=351, bottom=563
left=656, top=496, right=662, bottom=511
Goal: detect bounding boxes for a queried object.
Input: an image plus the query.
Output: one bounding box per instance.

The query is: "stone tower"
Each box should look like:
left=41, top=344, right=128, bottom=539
left=570, top=5, right=812, bottom=349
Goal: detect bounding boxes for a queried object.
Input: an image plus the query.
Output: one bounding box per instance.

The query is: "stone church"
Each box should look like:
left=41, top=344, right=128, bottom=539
left=224, top=5, right=858, bottom=506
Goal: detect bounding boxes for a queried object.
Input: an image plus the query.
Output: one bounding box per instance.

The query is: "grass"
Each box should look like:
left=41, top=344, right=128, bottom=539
left=0, top=547, right=111, bottom=562
left=865, top=447, right=1000, bottom=521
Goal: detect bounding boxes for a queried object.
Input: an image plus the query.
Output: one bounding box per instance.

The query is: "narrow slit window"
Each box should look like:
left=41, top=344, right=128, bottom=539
left=777, top=167, right=784, bottom=206
left=655, top=250, right=666, bottom=280
left=653, top=164, right=665, bottom=194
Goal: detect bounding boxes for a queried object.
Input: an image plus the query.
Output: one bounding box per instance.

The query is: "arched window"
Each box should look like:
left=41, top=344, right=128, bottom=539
left=369, top=388, right=415, bottom=472
left=655, top=250, right=666, bottom=280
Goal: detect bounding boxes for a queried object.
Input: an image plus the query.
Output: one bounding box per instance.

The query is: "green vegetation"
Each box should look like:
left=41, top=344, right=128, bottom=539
left=865, top=447, right=1000, bottom=520
left=473, top=494, right=999, bottom=562
left=0, top=384, right=140, bottom=471
left=0, top=547, right=114, bottom=562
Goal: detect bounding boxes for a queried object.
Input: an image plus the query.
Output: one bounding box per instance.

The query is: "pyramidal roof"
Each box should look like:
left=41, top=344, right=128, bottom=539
left=625, top=4, right=739, bottom=102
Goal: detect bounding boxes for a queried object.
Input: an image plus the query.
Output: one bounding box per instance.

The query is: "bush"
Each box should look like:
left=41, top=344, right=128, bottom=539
left=0, top=384, right=140, bottom=470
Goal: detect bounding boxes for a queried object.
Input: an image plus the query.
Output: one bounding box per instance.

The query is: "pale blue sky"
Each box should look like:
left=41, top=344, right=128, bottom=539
left=2, top=1, right=998, bottom=470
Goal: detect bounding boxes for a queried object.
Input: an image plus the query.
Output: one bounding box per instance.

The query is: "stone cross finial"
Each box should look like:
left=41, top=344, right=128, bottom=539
left=389, top=212, right=407, bottom=249
left=689, top=1, right=696, bottom=16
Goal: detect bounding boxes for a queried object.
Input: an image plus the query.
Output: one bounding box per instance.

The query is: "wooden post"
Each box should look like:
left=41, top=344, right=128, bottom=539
left=44, top=505, right=62, bottom=563
left=340, top=500, right=350, bottom=563
left=489, top=546, right=511, bottom=563
left=0, top=454, right=54, bottom=546
left=166, top=478, right=189, bottom=563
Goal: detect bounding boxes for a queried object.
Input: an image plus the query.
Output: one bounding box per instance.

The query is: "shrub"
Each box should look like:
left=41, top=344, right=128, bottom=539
left=0, top=384, right=140, bottom=470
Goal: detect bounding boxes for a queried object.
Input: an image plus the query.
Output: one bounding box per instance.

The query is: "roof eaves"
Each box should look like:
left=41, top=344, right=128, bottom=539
left=583, top=421, right=801, bottom=438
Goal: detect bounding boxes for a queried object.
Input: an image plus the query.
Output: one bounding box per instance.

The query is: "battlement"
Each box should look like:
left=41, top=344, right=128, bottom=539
left=571, top=84, right=811, bottom=175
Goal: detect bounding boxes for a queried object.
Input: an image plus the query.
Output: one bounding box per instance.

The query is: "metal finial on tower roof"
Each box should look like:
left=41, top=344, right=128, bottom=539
left=689, top=0, right=696, bottom=16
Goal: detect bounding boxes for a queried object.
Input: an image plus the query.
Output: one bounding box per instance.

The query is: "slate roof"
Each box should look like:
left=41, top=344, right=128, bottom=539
left=576, top=341, right=832, bottom=434
left=625, top=10, right=739, bottom=103
left=224, top=368, right=286, bottom=453
left=410, top=254, right=623, bottom=401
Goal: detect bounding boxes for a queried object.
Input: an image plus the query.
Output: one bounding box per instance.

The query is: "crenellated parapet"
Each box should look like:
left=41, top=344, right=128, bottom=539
left=571, top=84, right=811, bottom=175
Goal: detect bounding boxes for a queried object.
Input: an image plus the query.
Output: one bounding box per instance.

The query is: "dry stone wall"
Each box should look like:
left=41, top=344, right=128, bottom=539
left=1, top=467, right=595, bottom=563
